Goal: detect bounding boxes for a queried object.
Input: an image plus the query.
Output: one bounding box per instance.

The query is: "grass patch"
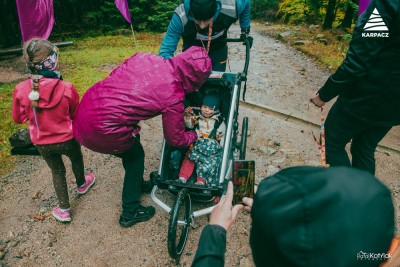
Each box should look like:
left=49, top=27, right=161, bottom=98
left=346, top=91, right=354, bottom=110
left=0, top=32, right=163, bottom=177
left=255, top=21, right=352, bottom=70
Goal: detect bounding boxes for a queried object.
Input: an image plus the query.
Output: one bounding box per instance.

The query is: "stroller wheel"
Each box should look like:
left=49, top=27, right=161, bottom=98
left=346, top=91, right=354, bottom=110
left=240, top=117, right=249, bottom=160
left=168, top=188, right=191, bottom=259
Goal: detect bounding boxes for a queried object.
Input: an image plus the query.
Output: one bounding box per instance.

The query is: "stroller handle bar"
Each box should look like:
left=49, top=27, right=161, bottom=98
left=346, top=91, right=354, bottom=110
left=225, top=37, right=251, bottom=81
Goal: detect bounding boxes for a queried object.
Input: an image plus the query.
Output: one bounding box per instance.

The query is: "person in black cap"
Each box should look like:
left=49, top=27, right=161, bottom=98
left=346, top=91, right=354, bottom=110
left=192, top=166, right=395, bottom=267
left=159, top=0, right=251, bottom=71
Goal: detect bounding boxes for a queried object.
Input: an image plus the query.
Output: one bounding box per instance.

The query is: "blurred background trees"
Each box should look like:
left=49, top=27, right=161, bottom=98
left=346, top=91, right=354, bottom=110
left=0, top=0, right=361, bottom=48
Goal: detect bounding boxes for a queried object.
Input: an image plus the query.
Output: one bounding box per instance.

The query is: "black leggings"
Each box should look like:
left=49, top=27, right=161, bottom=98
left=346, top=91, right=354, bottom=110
left=36, top=139, right=85, bottom=209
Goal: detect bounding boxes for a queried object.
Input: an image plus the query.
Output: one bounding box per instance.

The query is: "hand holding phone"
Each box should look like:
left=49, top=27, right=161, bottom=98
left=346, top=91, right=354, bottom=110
left=232, top=160, right=255, bottom=205
left=210, top=181, right=243, bottom=231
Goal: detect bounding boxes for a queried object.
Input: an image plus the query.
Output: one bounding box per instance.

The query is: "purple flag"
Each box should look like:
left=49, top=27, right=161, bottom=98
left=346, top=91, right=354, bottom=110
left=16, top=0, right=54, bottom=42
left=358, top=0, right=371, bottom=16
left=115, top=0, right=132, bottom=24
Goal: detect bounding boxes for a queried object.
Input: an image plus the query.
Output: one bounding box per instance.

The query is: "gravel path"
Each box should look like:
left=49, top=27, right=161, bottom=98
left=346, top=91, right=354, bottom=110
left=0, top=23, right=399, bottom=266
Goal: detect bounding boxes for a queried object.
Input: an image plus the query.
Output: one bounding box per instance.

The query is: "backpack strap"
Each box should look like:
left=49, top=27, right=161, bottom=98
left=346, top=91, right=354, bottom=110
left=208, top=116, right=224, bottom=140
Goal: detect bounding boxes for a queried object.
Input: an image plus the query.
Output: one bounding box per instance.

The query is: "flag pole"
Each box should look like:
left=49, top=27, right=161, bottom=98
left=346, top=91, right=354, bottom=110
left=130, top=23, right=137, bottom=47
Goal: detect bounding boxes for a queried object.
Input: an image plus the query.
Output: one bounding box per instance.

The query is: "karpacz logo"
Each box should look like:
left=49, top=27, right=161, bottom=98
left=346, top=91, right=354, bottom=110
left=362, top=8, right=389, bottom=37
left=362, top=32, right=389, bottom=37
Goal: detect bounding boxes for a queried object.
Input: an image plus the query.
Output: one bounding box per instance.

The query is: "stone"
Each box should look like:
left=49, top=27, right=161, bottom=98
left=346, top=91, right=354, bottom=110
left=279, top=31, right=292, bottom=38
left=317, top=38, right=328, bottom=45
left=309, top=24, right=320, bottom=29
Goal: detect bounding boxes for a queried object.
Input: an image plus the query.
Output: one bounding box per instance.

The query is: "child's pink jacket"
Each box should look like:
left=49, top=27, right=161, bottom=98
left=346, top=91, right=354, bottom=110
left=12, top=78, right=79, bottom=145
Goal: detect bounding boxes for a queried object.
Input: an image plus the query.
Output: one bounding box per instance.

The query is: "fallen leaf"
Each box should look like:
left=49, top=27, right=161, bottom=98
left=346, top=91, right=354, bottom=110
left=33, top=214, right=44, bottom=221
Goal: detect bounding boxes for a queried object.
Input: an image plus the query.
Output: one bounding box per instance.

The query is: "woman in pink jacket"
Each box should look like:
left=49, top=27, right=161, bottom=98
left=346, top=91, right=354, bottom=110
left=73, top=46, right=211, bottom=227
left=12, top=38, right=95, bottom=223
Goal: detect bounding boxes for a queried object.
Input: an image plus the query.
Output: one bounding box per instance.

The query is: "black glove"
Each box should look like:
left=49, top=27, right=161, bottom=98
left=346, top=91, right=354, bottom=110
left=240, top=29, right=253, bottom=49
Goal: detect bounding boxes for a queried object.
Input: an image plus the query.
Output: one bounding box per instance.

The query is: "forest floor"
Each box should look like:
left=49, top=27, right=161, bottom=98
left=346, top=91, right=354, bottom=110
left=0, top=22, right=399, bottom=267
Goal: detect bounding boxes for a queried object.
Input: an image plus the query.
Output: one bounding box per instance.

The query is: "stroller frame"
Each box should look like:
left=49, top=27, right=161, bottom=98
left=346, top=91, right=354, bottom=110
left=150, top=37, right=251, bottom=259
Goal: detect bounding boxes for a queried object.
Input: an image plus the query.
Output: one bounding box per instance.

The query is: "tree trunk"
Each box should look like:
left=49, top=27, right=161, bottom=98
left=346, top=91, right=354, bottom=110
left=340, top=0, right=359, bottom=29
left=323, top=0, right=337, bottom=29
left=0, top=0, right=21, bottom=48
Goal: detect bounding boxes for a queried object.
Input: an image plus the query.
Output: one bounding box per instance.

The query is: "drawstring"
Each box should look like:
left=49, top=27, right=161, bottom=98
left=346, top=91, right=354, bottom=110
left=32, top=109, right=40, bottom=139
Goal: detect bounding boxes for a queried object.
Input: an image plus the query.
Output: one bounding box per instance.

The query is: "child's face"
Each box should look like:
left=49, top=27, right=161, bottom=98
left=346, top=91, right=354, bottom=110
left=201, top=105, right=215, bottom=117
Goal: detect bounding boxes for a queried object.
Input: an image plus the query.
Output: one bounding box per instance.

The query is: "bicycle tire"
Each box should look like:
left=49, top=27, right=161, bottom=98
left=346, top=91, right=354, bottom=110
left=167, top=188, right=191, bottom=259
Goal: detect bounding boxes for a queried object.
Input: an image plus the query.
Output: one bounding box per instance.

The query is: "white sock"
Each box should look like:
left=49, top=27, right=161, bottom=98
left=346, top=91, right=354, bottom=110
left=178, top=177, right=187, bottom=183
left=59, top=208, right=70, bottom=212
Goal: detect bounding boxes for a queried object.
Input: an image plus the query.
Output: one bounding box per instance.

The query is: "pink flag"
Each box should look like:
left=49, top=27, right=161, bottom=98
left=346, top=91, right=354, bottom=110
left=358, top=0, right=371, bottom=16
left=16, top=0, right=54, bottom=42
left=115, top=0, right=132, bottom=24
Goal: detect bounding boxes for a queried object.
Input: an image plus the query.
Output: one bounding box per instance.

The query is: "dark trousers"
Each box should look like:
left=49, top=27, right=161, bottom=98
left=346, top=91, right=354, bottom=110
left=209, top=45, right=228, bottom=72
left=325, top=102, right=392, bottom=174
left=114, top=136, right=144, bottom=216
left=36, top=139, right=85, bottom=209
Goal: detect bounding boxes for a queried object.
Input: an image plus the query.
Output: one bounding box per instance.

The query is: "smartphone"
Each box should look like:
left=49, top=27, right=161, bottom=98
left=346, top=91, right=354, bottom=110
left=232, top=160, right=255, bottom=205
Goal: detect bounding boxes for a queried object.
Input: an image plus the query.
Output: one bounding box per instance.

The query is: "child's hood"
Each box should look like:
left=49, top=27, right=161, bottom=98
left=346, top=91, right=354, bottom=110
left=167, top=46, right=212, bottom=94
left=35, top=78, right=65, bottom=109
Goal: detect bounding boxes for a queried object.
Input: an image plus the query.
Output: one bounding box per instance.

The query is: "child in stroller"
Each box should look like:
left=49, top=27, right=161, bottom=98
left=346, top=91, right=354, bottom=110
left=177, top=93, right=226, bottom=186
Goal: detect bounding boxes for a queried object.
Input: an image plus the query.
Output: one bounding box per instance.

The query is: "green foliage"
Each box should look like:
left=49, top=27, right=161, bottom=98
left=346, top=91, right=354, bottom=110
left=277, top=0, right=322, bottom=24
left=131, top=0, right=181, bottom=31
left=276, top=0, right=355, bottom=28
left=0, top=83, right=22, bottom=176
left=0, top=0, right=180, bottom=47
left=251, top=0, right=281, bottom=20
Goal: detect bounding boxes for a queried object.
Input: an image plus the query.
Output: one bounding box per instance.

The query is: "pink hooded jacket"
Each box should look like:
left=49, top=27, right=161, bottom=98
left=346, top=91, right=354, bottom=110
left=12, top=78, right=79, bottom=145
left=73, top=46, right=212, bottom=154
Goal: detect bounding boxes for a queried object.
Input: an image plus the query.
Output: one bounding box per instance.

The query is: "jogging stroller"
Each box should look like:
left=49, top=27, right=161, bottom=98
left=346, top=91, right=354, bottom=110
left=150, top=37, right=251, bottom=259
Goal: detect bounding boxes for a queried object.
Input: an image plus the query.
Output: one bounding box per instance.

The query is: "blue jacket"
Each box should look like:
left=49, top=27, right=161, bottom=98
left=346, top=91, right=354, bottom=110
left=159, top=0, right=251, bottom=59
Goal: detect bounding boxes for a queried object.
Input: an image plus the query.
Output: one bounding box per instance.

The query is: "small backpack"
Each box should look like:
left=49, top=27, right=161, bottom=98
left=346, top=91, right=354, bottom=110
left=9, top=129, right=32, bottom=148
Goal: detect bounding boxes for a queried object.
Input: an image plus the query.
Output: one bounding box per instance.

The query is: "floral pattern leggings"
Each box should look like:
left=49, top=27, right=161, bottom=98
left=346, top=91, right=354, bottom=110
left=36, top=139, right=85, bottom=209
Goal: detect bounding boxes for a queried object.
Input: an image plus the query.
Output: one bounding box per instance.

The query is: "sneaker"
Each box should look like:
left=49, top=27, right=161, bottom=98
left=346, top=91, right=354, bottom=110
left=52, top=206, right=71, bottom=222
left=77, top=173, right=96, bottom=195
left=194, top=177, right=207, bottom=185
left=119, top=205, right=156, bottom=228
left=176, top=177, right=187, bottom=183
left=141, top=180, right=153, bottom=194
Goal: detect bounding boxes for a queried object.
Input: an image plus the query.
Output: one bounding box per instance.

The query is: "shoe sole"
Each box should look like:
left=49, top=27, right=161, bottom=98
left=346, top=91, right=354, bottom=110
left=119, top=212, right=155, bottom=228
left=77, top=176, right=96, bottom=195
left=52, top=211, right=71, bottom=222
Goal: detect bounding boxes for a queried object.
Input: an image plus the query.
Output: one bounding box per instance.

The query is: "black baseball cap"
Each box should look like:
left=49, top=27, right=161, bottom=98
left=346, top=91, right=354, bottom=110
left=250, top=166, right=394, bottom=267
left=190, top=0, right=217, bottom=20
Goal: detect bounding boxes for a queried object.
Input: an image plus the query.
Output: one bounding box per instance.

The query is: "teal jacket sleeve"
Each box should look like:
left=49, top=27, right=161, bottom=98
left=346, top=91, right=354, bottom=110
left=159, top=13, right=184, bottom=59
left=237, top=0, right=251, bottom=31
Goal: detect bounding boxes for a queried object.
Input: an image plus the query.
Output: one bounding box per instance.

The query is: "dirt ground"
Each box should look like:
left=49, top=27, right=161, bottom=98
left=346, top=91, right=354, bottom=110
left=0, top=23, right=399, bottom=267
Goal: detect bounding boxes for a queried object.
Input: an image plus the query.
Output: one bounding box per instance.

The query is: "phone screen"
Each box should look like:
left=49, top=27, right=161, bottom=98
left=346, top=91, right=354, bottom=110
left=232, top=160, right=255, bottom=205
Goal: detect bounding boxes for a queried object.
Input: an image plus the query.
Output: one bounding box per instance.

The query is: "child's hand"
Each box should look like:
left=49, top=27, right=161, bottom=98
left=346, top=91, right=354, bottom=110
left=196, top=129, right=203, bottom=138
left=184, top=106, right=193, bottom=116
